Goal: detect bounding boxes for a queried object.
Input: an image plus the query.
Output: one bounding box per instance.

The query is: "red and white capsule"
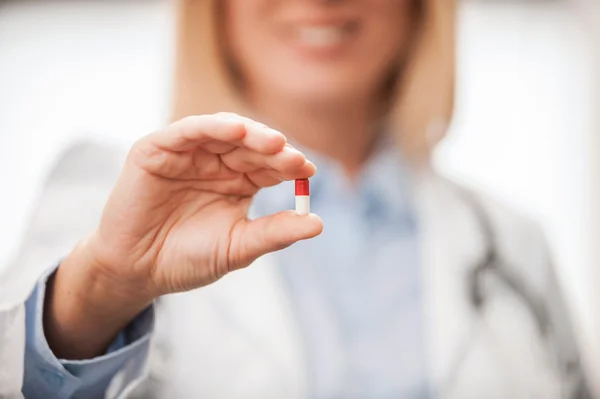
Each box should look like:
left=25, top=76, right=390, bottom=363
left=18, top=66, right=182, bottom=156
left=295, top=178, right=310, bottom=215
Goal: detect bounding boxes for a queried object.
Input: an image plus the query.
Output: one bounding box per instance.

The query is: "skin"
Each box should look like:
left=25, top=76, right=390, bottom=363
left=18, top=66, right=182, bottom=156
left=226, top=0, right=416, bottom=174
left=45, top=0, right=415, bottom=360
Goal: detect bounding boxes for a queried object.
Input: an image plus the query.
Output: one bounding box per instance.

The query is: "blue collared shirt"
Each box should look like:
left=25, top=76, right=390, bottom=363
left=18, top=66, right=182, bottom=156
left=23, top=137, right=429, bottom=398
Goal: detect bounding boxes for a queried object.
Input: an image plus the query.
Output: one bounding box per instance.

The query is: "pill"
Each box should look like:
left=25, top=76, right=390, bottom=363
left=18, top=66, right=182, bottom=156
left=295, top=178, right=310, bottom=215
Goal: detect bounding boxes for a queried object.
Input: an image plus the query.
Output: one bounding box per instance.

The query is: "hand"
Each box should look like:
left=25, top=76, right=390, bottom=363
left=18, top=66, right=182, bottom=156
left=86, top=113, right=323, bottom=299
left=45, top=113, right=322, bottom=360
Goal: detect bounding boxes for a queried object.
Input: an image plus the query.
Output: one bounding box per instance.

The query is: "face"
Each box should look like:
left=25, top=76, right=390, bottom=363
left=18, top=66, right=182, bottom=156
left=223, top=0, right=417, bottom=106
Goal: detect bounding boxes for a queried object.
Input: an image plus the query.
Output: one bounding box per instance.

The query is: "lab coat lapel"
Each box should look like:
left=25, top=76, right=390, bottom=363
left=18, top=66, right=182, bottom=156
left=201, top=170, right=488, bottom=397
left=414, top=172, right=484, bottom=393
left=208, top=253, right=308, bottom=398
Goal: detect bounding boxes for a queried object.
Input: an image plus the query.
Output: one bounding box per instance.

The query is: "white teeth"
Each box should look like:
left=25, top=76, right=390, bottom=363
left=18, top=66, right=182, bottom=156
left=297, top=26, right=345, bottom=47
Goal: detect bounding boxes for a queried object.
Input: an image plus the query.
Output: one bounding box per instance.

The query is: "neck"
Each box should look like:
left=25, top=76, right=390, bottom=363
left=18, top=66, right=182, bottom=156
left=249, top=94, right=382, bottom=177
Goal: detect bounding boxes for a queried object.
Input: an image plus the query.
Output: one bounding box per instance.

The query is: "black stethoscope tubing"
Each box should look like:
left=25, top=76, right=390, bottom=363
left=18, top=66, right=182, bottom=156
left=451, top=186, right=590, bottom=398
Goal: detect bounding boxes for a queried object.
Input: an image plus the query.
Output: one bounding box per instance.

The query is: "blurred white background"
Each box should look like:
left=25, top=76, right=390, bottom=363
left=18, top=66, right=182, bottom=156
left=0, top=0, right=598, bottom=388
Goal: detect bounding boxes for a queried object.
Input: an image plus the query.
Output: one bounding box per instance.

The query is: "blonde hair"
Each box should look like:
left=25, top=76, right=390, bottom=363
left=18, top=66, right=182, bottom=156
left=172, top=0, right=456, bottom=162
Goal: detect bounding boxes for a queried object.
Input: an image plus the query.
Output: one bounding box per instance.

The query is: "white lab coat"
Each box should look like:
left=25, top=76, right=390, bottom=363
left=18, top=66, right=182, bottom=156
left=0, top=141, right=588, bottom=398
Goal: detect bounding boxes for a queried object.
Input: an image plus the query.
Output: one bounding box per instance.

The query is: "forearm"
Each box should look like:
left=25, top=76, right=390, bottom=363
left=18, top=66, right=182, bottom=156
left=44, top=240, right=153, bottom=360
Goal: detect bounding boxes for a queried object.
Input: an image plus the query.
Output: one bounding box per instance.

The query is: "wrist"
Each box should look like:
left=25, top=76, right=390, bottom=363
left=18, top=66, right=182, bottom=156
left=76, top=236, right=157, bottom=306
left=44, top=239, right=154, bottom=359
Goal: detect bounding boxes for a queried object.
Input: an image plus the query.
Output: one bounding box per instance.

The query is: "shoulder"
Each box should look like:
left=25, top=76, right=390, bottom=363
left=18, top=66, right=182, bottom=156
left=47, top=140, right=127, bottom=186
left=33, top=140, right=128, bottom=232
left=31, top=139, right=128, bottom=237
left=421, top=172, right=552, bottom=288
left=2, top=140, right=129, bottom=302
left=423, top=171, right=547, bottom=242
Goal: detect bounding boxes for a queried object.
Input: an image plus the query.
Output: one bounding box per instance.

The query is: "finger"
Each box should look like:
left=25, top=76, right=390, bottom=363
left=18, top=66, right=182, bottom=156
left=147, top=114, right=287, bottom=154
left=210, top=113, right=289, bottom=154
left=198, top=158, right=316, bottom=195
left=229, top=211, right=324, bottom=270
left=269, top=160, right=317, bottom=181
left=246, top=161, right=316, bottom=188
left=245, top=169, right=282, bottom=188
left=202, top=140, right=237, bottom=154
left=220, top=145, right=306, bottom=174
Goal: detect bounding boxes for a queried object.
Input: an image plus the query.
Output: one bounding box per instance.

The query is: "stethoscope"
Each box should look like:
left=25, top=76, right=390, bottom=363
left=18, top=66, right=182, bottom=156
left=460, top=187, right=551, bottom=334
left=441, top=186, right=590, bottom=398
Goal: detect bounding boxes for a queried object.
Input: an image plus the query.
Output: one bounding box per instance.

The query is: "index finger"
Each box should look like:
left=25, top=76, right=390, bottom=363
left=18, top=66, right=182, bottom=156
left=147, top=113, right=287, bottom=154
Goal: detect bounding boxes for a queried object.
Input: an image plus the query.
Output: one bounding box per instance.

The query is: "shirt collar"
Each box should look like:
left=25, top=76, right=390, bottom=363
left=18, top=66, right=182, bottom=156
left=355, top=134, right=417, bottom=227
left=253, top=132, right=416, bottom=227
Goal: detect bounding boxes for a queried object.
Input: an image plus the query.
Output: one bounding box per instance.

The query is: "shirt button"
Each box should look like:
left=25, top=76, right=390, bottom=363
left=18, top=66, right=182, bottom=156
left=40, top=368, right=64, bottom=389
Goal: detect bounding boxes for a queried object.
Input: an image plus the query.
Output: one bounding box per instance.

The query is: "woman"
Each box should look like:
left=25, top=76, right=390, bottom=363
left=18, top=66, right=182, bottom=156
left=2, top=0, right=590, bottom=397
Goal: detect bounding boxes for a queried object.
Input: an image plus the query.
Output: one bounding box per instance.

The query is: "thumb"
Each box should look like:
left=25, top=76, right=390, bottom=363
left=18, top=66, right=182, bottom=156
left=230, top=211, right=324, bottom=270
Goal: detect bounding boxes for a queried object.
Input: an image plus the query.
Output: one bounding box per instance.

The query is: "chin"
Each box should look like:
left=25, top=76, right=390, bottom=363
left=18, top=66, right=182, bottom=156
left=277, top=78, right=369, bottom=105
